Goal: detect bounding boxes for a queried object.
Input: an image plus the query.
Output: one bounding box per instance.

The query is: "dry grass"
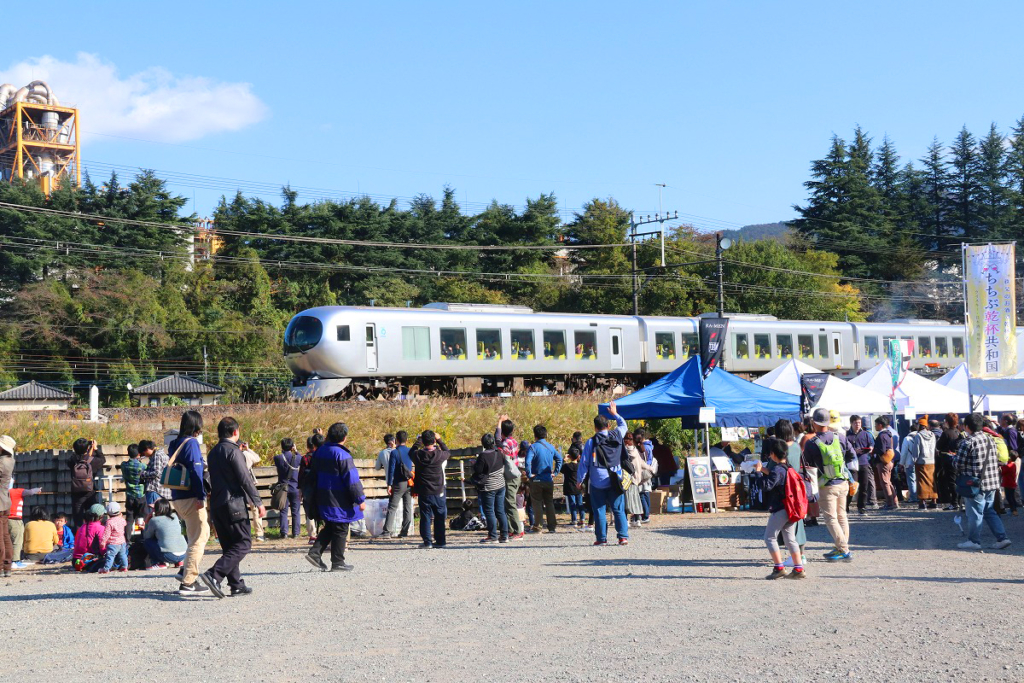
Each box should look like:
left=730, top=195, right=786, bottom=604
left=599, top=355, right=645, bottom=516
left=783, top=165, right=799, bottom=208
left=0, top=397, right=611, bottom=463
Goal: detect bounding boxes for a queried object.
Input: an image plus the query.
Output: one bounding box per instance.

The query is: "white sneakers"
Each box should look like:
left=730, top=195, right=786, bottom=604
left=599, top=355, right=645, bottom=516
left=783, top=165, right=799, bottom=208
left=957, top=539, right=1012, bottom=550
left=957, top=541, right=982, bottom=550
left=991, top=539, right=1012, bottom=550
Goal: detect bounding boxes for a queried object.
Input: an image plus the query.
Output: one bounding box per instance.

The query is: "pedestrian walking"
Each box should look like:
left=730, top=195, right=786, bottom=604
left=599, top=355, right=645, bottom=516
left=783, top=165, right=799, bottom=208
left=384, top=430, right=414, bottom=539
left=804, top=408, right=852, bottom=561
left=200, top=417, right=266, bottom=597
left=167, top=410, right=211, bottom=596
left=955, top=413, right=1012, bottom=551
left=273, top=438, right=302, bottom=539
left=525, top=425, right=562, bottom=534
left=305, top=423, right=366, bottom=571
left=298, top=433, right=324, bottom=542
left=472, top=433, right=508, bottom=543
left=577, top=401, right=631, bottom=546
left=410, top=430, right=450, bottom=549
left=755, top=438, right=806, bottom=580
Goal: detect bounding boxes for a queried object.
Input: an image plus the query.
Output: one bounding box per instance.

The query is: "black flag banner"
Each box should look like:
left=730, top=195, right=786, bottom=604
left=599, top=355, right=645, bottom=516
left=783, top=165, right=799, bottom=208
left=699, top=317, right=729, bottom=378
left=800, top=373, right=829, bottom=414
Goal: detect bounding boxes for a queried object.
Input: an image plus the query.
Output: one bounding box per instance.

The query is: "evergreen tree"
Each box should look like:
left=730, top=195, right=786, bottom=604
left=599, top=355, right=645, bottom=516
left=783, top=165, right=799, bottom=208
left=1003, top=115, right=1024, bottom=238
left=976, top=123, right=1010, bottom=238
left=918, top=138, right=950, bottom=254
left=946, top=126, right=982, bottom=240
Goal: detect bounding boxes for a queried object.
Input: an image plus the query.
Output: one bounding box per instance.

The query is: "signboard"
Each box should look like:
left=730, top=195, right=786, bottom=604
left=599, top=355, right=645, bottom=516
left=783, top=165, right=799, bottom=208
left=800, top=373, right=829, bottom=413
left=699, top=317, right=729, bottom=378
left=698, top=407, right=716, bottom=424
left=686, top=456, right=717, bottom=504
left=964, top=243, right=1017, bottom=378
left=721, top=427, right=741, bottom=441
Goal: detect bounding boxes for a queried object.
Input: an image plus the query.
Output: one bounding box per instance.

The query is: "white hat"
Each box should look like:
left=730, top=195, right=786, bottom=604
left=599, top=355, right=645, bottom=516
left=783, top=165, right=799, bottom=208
left=105, top=501, right=121, bottom=515
left=0, top=435, right=14, bottom=456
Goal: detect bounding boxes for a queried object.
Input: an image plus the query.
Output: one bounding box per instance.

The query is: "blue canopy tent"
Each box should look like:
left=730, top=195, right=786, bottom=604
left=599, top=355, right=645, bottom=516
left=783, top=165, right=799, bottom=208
left=599, top=356, right=801, bottom=427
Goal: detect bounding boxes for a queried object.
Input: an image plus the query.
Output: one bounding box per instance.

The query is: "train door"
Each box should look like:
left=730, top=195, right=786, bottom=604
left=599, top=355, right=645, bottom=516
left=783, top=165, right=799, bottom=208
left=365, top=324, right=378, bottom=372
left=610, top=328, right=624, bottom=370
left=831, top=332, right=842, bottom=369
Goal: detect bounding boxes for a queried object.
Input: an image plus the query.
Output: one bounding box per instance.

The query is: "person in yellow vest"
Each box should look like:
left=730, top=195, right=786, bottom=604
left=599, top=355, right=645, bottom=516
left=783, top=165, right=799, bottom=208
left=803, top=408, right=852, bottom=562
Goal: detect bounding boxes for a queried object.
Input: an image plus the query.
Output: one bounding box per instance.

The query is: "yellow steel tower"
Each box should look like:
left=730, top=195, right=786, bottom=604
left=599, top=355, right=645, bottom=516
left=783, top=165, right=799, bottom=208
left=0, top=80, right=80, bottom=194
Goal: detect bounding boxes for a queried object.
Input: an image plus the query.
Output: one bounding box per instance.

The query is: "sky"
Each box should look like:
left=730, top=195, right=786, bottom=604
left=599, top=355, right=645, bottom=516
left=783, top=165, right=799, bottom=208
left=3, top=1, right=1024, bottom=233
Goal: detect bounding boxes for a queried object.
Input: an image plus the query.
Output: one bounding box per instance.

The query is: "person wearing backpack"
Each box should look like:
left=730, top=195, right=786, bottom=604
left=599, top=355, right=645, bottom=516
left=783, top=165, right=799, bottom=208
left=577, top=401, right=631, bottom=546
left=804, top=407, right=853, bottom=562
left=754, top=438, right=806, bottom=579
left=273, top=438, right=303, bottom=539
left=384, top=430, right=415, bottom=539
left=68, top=438, right=106, bottom=529
left=525, top=425, right=563, bottom=534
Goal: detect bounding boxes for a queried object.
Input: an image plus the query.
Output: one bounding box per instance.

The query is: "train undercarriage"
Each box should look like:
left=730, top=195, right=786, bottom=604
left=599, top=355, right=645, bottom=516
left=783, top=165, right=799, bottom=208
left=292, top=374, right=642, bottom=400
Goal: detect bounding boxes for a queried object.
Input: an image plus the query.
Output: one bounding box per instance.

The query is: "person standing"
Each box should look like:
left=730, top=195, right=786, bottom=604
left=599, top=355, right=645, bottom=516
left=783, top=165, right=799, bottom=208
left=410, top=430, right=450, bottom=549
left=804, top=408, right=852, bottom=561
left=872, top=416, right=899, bottom=511
left=754, top=439, right=806, bottom=580
left=577, top=401, right=631, bottom=546
left=0, top=435, right=16, bottom=577
left=525, top=425, right=562, bottom=534
left=915, top=420, right=939, bottom=509
left=168, top=410, right=210, bottom=596
left=955, top=413, right=1012, bottom=551
left=900, top=424, right=921, bottom=506
left=623, top=432, right=653, bottom=527
left=998, top=414, right=1019, bottom=458
left=384, top=430, right=414, bottom=539
left=937, top=414, right=964, bottom=510
left=376, top=434, right=396, bottom=474
left=119, top=444, right=147, bottom=534
left=635, top=429, right=655, bottom=523
left=848, top=415, right=876, bottom=514
left=496, top=414, right=523, bottom=539
left=139, top=439, right=171, bottom=515
left=773, top=420, right=806, bottom=552
left=305, top=423, right=365, bottom=571
left=200, top=417, right=266, bottom=597
left=273, top=438, right=302, bottom=539
left=68, top=438, right=106, bottom=529
left=561, top=446, right=584, bottom=528
left=298, top=433, right=324, bottom=542
left=239, top=442, right=265, bottom=542
left=472, top=433, right=508, bottom=543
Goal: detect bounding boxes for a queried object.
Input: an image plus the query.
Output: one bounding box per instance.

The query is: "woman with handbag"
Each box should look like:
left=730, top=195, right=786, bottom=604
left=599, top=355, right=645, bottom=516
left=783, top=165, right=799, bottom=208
left=166, top=410, right=211, bottom=596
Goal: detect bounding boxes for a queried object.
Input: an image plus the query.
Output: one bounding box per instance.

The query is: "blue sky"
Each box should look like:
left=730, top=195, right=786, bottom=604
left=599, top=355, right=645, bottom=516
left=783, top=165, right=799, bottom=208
left=3, top=1, right=1024, bottom=232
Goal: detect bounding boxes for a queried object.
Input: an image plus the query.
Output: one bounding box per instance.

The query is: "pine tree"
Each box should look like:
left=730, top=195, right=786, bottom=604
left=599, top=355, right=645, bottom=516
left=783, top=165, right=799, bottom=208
left=947, top=126, right=982, bottom=240
left=919, top=138, right=950, bottom=253
left=1004, top=115, right=1024, bottom=238
left=975, top=123, right=1010, bottom=238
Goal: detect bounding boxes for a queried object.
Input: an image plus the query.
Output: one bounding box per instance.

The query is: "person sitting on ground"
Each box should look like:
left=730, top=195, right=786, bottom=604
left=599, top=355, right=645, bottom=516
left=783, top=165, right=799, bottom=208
left=22, top=506, right=60, bottom=562
left=142, top=498, right=187, bottom=569
left=73, top=504, right=106, bottom=572
left=41, top=513, right=75, bottom=564
left=98, top=501, right=129, bottom=574
left=754, top=438, right=806, bottom=580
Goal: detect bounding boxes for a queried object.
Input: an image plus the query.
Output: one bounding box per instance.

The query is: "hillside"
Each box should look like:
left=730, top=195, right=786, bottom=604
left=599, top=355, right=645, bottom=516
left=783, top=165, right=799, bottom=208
left=722, top=221, right=790, bottom=242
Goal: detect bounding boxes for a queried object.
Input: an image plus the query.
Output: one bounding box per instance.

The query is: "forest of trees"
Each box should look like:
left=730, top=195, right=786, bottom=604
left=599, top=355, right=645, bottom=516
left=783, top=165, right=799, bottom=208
left=2, top=115, right=1021, bottom=403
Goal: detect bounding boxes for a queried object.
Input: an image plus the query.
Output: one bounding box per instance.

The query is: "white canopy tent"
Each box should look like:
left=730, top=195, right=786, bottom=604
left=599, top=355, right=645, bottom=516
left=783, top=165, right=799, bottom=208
left=753, top=359, right=892, bottom=415
left=969, top=368, right=1024, bottom=400
left=936, top=363, right=1024, bottom=414
left=849, top=360, right=971, bottom=415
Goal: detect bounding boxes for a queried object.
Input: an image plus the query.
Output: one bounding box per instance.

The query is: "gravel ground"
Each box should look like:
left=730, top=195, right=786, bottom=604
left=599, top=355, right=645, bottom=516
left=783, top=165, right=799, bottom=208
left=3, top=507, right=1022, bottom=682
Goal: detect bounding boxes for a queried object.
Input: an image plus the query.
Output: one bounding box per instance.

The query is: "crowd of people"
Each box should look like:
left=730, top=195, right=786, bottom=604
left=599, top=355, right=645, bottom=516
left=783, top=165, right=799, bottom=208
left=0, top=401, right=1017, bottom=589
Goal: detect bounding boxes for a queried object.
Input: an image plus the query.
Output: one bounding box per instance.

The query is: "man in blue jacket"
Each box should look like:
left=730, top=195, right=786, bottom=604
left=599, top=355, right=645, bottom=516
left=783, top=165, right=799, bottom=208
left=167, top=410, right=210, bottom=595
left=305, top=422, right=365, bottom=572
left=384, top=430, right=414, bottom=538
left=577, top=401, right=631, bottom=546
left=526, top=425, right=562, bottom=533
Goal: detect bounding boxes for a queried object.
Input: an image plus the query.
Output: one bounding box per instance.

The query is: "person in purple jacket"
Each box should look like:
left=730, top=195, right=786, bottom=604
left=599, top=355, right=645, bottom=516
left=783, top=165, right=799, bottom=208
left=305, top=422, right=365, bottom=572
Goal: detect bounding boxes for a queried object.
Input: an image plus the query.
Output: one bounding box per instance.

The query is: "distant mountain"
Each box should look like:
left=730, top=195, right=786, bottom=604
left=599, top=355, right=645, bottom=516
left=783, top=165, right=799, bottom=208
left=721, top=221, right=790, bottom=243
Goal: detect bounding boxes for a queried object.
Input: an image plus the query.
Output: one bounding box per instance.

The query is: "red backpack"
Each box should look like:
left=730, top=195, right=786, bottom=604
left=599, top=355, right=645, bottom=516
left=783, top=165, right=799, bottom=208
left=784, top=467, right=808, bottom=522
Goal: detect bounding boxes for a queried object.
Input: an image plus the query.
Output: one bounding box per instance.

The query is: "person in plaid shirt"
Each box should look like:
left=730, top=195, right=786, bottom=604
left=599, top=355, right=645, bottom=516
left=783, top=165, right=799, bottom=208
left=955, top=413, right=1012, bottom=551
left=139, top=439, right=172, bottom=511
left=119, top=445, right=148, bottom=533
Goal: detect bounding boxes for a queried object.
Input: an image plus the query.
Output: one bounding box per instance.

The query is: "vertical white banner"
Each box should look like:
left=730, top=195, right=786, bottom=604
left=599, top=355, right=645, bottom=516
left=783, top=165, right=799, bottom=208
left=964, top=243, right=1017, bottom=378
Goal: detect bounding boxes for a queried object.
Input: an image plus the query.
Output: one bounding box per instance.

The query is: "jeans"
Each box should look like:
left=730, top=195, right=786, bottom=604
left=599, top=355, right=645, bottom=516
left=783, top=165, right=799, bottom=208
left=171, top=499, right=210, bottom=586
left=384, top=481, right=414, bottom=537
left=478, top=487, right=508, bottom=539
left=530, top=480, right=557, bottom=531
left=820, top=482, right=850, bottom=554
left=590, top=485, right=628, bottom=542
left=143, top=537, right=185, bottom=565
left=640, top=490, right=651, bottom=520
left=1005, top=487, right=1019, bottom=512
left=418, top=494, right=447, bottom=547
left=566, top=494, right=584, bottom=523
left=101, top=543, right=128, bottom=571
left=280, top=490, right=302, bottom=537
left=964, top=489, right=1008, bottom=545
left=903, top=465, right=917, bottom=502
left=312, top=520, right=349, bottom=567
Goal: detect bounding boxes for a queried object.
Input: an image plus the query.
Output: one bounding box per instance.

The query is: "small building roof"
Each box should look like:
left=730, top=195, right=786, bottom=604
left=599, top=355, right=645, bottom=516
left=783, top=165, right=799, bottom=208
left=131, top=374, right=225, bottom=396
left=0, top=380, right=74, bottom=401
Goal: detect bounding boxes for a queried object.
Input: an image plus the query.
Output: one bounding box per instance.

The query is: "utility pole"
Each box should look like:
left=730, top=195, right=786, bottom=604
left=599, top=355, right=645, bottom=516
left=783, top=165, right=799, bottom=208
left=203, top=345, right=208, bottom=382
left=629, top=210, right=679, bottom=316
left=715, top=231, right=732, bottom=369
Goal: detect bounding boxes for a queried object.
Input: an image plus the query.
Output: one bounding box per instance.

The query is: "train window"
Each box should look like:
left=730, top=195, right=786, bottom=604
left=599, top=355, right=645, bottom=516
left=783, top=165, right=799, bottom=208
left=543, top=330, right=566, bottom=359
left=798, top=334, right=814, bottom=359
left=936, top=336, right=949, bottom=358
left=882, top=336, right=895, bottom=356
left=401, top=326, right=431, bottom=361
left=575, top=331, right=597, bottom=360
left=864, top=336, right=879, bottom=359
left=439, top=328, right=467, bottom=360
left=682, top=333, right=698, bottom=357
left=953, top=336, right=965, bottom=358
left=733, top=334, right=749, bottom=359
left=511, top=330, right=535, bottom=360
left=336, top=325, right=350, bottom=342
left=753, top=334, right=771, bottom=359
left=776, top=334, right=793, bottom=358
left=655, top=332, right=676, bottom=360
left=918, top=336, right=932, bottom=358
left=477, top=329, right=502, bottom=360
left=818, top=334, right=829, bottom=358
left=284, top=315, right=323, bottom=354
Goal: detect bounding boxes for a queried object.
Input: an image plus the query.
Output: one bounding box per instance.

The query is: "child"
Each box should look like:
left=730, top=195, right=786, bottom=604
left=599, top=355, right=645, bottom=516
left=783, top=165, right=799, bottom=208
left=561, top=446, right=583, bottom=528
left=99, top=501, right=128, bottom=574
left=119, top=444, right=147, bottom=534
left=753, top=439, right=806, bottom=580
left=42, top=513, right=75, bottom=564
left=73, top=504, right=106, bottom=572
left=1001, top=452, right=1019, bottom=516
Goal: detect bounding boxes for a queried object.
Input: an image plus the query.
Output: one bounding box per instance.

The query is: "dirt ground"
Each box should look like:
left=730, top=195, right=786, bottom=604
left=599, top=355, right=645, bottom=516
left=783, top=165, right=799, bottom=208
left=3, top=507, right=1022, bottom=682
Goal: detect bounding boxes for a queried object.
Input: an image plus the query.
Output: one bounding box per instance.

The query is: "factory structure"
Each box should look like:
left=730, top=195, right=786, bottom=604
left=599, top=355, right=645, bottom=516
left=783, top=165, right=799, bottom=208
left=0, top=80, right=80, bottom=194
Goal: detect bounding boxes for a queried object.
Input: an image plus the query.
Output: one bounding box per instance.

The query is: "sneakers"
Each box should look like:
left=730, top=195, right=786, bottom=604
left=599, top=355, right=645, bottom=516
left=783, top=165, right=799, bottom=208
left=230, top=585, right=253, bottom=596
left=957, top=540, right=982, bottom=550
left=118, top=568, right=128, bottom=573
left=11, top=561, right=28, bottom=570
left=514, top=532, right=525, bottom=540
left=330, top=564, right=354, bottom=572
left=823, top=549, right=843, bottom=560
left=178, top=582, right=210, bottom=596
left=2, top=570, right=10, bottom=578
left=97, top=569, right=110, bottom=575
left=418, top=542, right=433, bottom=549
left=618, top=538, right=629, bottom=546
left=479, top=536, right=497, bottom=543
left=786, top=569, right=808, bottom=580
left=498, top=536, right=508, bottom=543
left=825, top=550, right=852, bottom=562
left=255, top=536, right=266, bottom=542
left=584, top=525, right=594, bottom=532
left=766, top=568, right=788, bottom=580
left=593, top=540, right=608, bottom=546
left=944, top=504, right=957, bottom=511
left=199, top=571, right=226, bottom=599
left=305, top=551, right=328, bottom=571
left=991, top=539, right=1012, bottom=550
left=174, top=570, right=185, bottom=582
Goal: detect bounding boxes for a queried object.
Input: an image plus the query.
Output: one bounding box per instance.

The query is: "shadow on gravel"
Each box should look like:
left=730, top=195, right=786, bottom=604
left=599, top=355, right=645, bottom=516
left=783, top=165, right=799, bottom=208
left=0, top=590, right=186, bottom=602
left=550, top=558, right=753, bottom=568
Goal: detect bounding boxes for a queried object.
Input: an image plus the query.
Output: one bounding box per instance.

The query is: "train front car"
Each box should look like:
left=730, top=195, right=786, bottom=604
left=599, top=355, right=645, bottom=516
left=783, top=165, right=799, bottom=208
left=285, top=307, right=364, bottom=399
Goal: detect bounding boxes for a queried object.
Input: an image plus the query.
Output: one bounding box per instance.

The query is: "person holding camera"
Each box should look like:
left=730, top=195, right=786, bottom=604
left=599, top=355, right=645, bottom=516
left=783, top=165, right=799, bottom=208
left=68, top=438, right=106, bottom=529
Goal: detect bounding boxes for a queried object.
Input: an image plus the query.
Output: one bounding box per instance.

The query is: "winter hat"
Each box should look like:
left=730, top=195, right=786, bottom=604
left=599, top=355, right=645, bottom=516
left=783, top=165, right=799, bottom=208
left=0, top=434, right=15, bottom=456
left=89, top=503, right=107, bottom=517
left=105, top=501, right=121, bottom=515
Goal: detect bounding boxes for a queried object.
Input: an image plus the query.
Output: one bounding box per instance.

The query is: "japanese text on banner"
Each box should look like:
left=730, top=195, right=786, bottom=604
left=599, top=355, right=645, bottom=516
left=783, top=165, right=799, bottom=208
left=964, top=243, right=1017, bottom=378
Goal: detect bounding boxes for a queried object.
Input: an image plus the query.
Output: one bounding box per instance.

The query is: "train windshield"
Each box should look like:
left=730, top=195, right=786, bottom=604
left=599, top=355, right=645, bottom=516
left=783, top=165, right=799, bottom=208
left=284, top=316, right=323, bottom=354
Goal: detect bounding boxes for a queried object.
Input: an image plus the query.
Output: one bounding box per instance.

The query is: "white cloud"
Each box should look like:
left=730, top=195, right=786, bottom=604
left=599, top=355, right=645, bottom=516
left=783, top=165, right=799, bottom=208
left=0, top=53, right=268, bottom=143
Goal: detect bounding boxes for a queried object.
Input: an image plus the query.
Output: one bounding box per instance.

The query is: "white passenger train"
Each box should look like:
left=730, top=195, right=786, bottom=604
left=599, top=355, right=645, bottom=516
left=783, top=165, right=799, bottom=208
left=284, top=303, right=1015, bottom=398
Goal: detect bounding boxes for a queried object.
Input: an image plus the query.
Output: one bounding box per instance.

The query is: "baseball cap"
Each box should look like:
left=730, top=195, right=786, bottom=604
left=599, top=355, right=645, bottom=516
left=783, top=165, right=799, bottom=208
left=105, top=501, right=121, bottom=515
left=811, top=407, right=831, bottom=427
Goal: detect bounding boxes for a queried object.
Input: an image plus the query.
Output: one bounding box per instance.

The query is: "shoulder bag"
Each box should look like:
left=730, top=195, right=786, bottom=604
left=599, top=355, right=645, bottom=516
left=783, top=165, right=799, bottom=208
left=160, top=438, right=194, bottom=491
left=955, top=473, right=981, bottom=498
